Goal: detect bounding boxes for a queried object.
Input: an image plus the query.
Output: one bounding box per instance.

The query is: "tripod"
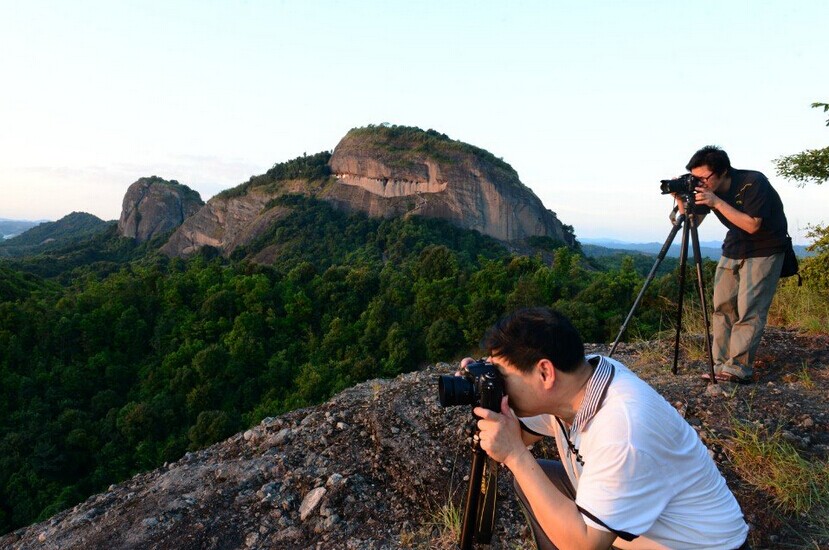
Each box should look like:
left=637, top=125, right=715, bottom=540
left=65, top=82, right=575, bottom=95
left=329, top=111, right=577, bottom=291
left=609, top=197, right=717, bottom=383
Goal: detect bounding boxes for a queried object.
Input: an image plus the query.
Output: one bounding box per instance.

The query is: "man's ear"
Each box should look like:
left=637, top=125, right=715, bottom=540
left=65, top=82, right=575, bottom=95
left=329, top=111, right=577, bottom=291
left=537, top=358, right=556, bottom=389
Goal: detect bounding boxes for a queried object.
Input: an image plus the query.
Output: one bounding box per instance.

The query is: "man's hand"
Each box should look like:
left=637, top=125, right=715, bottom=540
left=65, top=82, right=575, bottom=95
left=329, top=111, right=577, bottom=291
left=473, top=395, right=529, bottom=468
left=693, top=186, right=723, bottom=210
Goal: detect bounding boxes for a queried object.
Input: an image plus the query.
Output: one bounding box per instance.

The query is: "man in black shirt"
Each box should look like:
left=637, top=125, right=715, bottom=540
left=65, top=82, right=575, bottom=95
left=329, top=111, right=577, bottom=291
left=675, top=146, right=788, bottom=383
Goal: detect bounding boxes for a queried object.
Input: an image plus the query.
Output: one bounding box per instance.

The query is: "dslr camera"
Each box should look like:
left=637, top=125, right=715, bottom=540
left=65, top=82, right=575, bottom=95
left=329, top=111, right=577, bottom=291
left=438, top=359, right=504, bottom=411
left=660, top=173, right=701, bottom=196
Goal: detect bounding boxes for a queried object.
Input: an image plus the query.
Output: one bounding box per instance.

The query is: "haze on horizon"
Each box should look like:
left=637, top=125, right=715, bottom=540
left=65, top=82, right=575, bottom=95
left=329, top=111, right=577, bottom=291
left=1, top=1, right=827, bottom=245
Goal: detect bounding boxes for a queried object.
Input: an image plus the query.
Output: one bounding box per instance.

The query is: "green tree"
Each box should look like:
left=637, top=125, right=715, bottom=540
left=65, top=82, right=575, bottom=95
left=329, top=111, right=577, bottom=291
left=774, top=102, right=829, bottom=185
left=774, top=101, right=829, bottom=290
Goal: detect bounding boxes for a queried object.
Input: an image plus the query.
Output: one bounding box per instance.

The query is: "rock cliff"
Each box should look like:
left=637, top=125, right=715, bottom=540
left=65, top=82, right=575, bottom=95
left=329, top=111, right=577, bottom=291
left=118, top=177, right=204, bottom=242
left=160, top=126, right=575, bottom=259
left=326, top=126, right=572, bottom=244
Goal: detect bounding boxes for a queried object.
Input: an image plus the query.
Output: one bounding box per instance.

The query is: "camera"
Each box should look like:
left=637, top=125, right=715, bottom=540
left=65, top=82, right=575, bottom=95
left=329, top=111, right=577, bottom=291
left=438, top=360, right=504, bottom=411
left=660, top=173, right=701, bottom=195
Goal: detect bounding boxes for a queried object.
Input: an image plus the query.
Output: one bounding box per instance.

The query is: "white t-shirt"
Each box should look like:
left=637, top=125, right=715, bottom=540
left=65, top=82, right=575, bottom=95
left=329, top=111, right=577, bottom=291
left=520, top=356, right=748, bottom=550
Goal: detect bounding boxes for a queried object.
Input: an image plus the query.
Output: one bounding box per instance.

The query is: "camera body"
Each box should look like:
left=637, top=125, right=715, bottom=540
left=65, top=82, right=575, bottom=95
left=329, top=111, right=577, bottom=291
left=660, top=173, right=701, bottom=196
left=438, top=360, right=504, bottom=412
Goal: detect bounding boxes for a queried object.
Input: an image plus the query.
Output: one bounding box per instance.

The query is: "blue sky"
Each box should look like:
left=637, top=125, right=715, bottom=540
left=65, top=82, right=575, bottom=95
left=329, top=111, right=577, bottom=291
left=1, top=1, right=827, bottom=244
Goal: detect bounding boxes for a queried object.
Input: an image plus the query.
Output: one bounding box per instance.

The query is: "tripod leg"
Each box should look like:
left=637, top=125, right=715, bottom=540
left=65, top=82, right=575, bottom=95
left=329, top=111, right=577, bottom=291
left=688, top=214, right=717, bottom=383
left=673, top=220, right=691, bottom=374
left=610, top=216, right=685, bottom=357
left=475, top=457, right=499, bottom=543
left=460, top=445, right=487, bottom=550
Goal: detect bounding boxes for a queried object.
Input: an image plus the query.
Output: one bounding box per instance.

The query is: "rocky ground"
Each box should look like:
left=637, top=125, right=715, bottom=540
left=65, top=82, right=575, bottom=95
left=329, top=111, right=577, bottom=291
left=2, top=326, right=827, bottom=550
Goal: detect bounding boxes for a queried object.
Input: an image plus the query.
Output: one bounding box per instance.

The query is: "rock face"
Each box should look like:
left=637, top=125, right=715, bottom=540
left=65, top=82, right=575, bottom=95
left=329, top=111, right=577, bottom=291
left=118, top=177, right=204, bottom=242
left=160, top=126, right=575, bottom=258
left=160, top=188, right=282, bottom=257
left=326, top=126, right=573, bottom=244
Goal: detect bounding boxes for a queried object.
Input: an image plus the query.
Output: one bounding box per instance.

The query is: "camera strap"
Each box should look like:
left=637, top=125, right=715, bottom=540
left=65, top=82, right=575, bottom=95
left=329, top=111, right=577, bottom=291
left=576, top=506, right=638, bottom=542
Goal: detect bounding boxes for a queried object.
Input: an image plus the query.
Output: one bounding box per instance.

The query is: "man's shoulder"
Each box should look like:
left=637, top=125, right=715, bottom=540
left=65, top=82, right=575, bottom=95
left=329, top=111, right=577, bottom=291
left=731, top=168, right=771, bottom=187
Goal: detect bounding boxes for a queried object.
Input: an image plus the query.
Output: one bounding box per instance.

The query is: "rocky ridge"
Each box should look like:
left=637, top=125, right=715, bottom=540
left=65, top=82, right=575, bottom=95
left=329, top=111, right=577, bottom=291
left=160, top=126, right=575, bottom=259
left=3, top=327, right=827, bottom=550
left=118, top=177, right=204, bottom=243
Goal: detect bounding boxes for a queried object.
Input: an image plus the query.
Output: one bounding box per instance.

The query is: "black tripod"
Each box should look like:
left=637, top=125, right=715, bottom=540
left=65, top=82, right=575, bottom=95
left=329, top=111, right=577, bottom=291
left=609, top=197, right=717, bottom=383
left=459, top=439, right=498, bottom=549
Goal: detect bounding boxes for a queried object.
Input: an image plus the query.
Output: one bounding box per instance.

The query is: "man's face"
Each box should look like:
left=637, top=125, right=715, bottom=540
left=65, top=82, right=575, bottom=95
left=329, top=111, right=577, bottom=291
left=489, top=355, right=546, bottom=418
left=690, top=165, right=725, bottom=193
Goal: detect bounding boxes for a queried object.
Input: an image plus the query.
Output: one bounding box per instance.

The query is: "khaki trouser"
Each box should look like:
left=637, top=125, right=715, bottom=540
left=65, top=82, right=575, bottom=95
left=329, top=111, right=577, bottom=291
left=713, top=253, right=784, bottom=379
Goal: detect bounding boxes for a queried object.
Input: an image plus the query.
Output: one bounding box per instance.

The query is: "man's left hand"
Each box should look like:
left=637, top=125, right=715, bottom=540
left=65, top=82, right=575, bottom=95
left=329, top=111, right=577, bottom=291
left=473, top=395, right=528, bottom=467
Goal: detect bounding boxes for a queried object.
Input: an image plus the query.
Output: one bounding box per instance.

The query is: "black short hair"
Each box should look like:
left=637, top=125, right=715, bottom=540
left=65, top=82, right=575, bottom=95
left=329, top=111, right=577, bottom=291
left=686, top=145, right=731, bottom=176
left=481, top=307, right=585, bottom=373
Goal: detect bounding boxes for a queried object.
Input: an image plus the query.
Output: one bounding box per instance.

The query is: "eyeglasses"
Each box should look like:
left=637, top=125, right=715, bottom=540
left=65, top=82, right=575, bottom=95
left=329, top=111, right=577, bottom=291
left=696, top=172, right=716, bottom=184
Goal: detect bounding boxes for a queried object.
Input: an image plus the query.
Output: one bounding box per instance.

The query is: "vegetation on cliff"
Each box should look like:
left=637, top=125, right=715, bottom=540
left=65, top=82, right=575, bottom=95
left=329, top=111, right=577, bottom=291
left=217, top=151, right=333, bottom=200
left=339, top=124, right=525, bottom=190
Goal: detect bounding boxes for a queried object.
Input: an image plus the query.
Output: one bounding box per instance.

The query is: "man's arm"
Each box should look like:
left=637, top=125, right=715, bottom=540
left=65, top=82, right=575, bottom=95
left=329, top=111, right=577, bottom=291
left=693, top=188, right=762, bottom=233
left=475, top=397, right=617, bottom=550
left=507, top=450, right=618, bottom=550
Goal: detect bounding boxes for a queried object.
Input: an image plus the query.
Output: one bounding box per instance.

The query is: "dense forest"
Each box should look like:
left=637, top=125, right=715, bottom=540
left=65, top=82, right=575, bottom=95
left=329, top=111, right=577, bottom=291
left=0, top=192, right=703, bottom=534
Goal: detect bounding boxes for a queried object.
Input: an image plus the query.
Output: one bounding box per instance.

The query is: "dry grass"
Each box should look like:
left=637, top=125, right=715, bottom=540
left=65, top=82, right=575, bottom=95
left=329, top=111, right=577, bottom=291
left=768, top=282, right=829, bottom=334
left=724, top=420, right=829, bottom=516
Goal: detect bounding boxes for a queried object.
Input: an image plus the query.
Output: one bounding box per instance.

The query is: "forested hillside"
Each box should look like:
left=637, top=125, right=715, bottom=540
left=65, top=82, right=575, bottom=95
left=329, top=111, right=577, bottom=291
left=0, top=194, right=691, bottom=534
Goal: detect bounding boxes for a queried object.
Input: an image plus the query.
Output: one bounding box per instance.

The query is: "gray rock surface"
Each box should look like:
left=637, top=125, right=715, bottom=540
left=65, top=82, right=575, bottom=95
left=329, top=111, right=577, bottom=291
left=327, top=130, right=572, bottom=244
left=118, top=177, right=204, bottom=242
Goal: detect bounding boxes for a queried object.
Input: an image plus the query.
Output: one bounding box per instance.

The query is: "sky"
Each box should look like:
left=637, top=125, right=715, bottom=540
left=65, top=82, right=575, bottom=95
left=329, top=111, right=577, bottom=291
left=1, top=1, right=827, bottom=245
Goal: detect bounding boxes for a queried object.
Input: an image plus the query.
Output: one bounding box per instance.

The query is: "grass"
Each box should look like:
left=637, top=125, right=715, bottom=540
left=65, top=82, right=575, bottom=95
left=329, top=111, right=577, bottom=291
left=398, top=456, right=464, bottom=550
left=782, top=362, right=816, bottom=389
left=426, top=498, right=462, bottom=546
left=768, top=281, right=829, bottom=334
left=724, top=420, right=829, bottom=516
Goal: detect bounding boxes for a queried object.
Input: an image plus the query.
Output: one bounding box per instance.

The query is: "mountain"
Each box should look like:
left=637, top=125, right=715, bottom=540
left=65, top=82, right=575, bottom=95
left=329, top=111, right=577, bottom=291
left=0, top=212, right=113, bottom=257
left=580, top=238, right=724, bottom=261
left=161, top=125, right=576, bottom=259
left=580, top=238, right=814, bottom=262
left=117, top=176, right=204, bottom=242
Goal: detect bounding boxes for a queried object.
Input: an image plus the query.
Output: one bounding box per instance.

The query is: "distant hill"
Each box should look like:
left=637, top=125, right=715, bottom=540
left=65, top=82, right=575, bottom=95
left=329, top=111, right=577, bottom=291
left=0, top=218, right=42, bottom=240
left=0, top=212, right=114, bottom=257
left=581, top=238, right=814, bottom=261
left=581, top=238, right=723, bottom=261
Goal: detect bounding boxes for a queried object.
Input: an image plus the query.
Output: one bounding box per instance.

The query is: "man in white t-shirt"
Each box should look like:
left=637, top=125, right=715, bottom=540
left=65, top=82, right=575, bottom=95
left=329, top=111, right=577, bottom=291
left=468, top=307, right=749, bottom=549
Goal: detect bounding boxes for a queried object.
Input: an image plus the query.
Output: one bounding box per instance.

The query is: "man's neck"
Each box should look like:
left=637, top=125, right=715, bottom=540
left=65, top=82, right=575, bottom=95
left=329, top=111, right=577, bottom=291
left=553, top=359, right=596, bottom=425
left=719, top=174, right=732, bottom=194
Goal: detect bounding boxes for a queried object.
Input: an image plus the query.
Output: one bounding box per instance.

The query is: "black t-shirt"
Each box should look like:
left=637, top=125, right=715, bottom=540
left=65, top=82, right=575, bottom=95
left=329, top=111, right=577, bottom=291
left=712, top=169, right=788, bottom=259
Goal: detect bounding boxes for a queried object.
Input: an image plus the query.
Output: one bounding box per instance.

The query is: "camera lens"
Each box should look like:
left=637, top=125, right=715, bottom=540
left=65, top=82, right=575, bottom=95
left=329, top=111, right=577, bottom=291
left=438, top=375, right=476, bottom=407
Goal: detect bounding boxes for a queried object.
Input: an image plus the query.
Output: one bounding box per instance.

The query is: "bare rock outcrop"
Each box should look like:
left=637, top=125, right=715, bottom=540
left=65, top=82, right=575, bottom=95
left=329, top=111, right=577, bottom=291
left=326, top=126, right=573, bottom=245
left=118, top=177, right=204, bottom=242
left=159, top=188, right=288, bottom=257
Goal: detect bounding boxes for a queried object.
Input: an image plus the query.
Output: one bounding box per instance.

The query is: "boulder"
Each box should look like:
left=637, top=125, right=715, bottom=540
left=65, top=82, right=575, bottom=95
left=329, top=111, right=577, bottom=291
left=118, top=177, right=203, bottom=242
